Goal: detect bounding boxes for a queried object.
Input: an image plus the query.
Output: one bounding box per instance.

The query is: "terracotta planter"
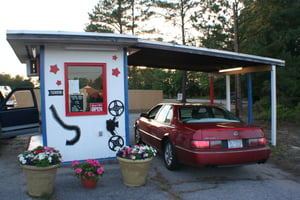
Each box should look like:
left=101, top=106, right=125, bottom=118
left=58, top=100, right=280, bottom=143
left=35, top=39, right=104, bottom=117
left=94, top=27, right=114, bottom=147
left=81, top=178, right=97, bottom=189
left=21, top=164, right=59, bottom=197
left=117, top=157, right=152, bottom=187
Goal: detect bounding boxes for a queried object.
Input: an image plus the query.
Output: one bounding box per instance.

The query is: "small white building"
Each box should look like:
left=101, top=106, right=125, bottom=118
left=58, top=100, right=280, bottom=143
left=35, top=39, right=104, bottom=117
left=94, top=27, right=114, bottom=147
left=7, top=31, right=138, bottom=163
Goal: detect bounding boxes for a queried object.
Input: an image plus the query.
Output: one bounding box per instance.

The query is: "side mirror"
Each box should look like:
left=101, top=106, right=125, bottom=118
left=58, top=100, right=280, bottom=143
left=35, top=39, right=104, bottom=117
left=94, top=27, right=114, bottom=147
left=6, top=100, right=15, bottom=107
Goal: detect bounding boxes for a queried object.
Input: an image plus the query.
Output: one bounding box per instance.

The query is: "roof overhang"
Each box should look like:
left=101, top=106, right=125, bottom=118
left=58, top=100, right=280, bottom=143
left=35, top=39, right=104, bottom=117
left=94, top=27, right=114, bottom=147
left=7, top=30, right=285, bottom=74
left=6, top=30, right=138, bottom=63
left=128, top=39, right=285, bottom=74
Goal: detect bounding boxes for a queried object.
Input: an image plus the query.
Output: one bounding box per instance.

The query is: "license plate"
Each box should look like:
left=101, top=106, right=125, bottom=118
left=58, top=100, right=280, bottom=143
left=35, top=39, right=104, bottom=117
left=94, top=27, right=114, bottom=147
left=228, top=139, right=243, bottom=148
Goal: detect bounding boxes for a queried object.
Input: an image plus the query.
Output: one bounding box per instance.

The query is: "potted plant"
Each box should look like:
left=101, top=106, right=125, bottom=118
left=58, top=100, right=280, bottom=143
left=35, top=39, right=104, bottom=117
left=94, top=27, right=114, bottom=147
left=72, top=159, right=104, bottom=189
left=18, top=146, right=62, bottom=197
left=116, top=144, right=156, bottom=187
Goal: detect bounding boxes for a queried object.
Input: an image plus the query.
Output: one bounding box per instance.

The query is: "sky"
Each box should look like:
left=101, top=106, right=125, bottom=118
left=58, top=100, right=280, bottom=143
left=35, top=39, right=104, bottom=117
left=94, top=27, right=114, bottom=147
left=0, top=0, right=99, bottom=77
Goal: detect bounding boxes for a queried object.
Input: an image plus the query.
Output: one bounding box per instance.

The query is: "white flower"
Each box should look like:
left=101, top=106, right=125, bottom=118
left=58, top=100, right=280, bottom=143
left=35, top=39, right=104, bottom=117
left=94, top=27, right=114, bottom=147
left=19, top=156, right=27, bottom=164
left=38, top=153, right=46, bottom=160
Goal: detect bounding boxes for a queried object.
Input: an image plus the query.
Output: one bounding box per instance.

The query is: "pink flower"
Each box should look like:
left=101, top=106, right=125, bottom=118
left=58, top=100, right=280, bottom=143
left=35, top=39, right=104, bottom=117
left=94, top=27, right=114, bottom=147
left=87, top=171, right=94, bottom=177
left=72, top=160, right=79, bottom=167
left=93, top=160, right=101, bottom=166
left=86, top=159, right=94, bottom=165
left=75, top=168, right=82, bottom=174
left=44, top=147, right=52, bottom=152
left=97, top=167, right=104, bottom=175
left=125, top=147, right=132, bottom=154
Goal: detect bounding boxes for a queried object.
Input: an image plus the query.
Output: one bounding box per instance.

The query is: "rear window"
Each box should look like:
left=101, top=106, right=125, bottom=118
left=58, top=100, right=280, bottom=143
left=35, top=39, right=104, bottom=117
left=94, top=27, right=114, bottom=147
left=179, top=106, right=240, bottom=123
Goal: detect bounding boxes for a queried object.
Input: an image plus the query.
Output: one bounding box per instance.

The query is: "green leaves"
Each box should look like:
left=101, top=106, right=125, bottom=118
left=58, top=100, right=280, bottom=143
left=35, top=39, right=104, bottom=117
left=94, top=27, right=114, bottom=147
left=239, top=0, right=300, bottom=110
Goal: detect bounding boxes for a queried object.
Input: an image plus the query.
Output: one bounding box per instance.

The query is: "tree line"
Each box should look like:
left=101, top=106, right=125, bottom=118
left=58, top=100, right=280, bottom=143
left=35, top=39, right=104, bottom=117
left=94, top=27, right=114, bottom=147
left=3, top=1, right=299, bottom=122
left=0, top=74, right=34, bottom=89
left=86, top=0, right=300, bottom=122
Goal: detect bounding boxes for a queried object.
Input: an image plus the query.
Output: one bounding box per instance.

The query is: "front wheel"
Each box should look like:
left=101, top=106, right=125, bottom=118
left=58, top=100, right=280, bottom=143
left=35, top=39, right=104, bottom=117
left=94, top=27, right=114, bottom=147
left=163, top=140, right=179, bottom=170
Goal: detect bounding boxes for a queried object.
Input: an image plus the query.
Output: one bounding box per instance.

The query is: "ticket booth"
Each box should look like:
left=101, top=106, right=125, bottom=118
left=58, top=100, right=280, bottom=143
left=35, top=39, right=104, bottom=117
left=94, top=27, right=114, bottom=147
left=7, top=31, right=138, bottom=163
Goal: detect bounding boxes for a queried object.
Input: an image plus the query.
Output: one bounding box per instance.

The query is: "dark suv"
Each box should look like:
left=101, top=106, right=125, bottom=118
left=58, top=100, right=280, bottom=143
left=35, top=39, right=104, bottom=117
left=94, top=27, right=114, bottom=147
left=0, top=88, right=39, bottom=138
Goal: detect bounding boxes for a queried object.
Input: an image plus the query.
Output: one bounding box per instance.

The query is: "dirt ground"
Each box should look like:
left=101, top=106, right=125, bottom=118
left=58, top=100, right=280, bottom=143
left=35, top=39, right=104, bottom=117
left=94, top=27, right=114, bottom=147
left=254, top=119, right=300, bottom=178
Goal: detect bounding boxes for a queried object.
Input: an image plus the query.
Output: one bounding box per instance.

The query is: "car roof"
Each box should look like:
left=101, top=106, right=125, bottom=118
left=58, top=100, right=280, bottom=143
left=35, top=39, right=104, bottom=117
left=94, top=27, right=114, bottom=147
left=159, top=102, right=225, bottom=109
left=160, top=102, right=216, bottom=106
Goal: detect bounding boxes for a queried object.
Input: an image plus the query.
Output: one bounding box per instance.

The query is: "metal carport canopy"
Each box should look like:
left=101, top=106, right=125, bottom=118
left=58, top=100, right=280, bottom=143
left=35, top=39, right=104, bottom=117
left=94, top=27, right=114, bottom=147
left=128, top=39, right=285, bottom=147
left=128, top=39, right=285, bottom=73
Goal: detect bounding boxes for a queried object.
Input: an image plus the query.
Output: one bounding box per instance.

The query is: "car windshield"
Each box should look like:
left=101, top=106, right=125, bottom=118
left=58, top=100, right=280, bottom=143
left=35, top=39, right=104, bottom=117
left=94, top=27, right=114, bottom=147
left=179, top=105, right=240, bottom=123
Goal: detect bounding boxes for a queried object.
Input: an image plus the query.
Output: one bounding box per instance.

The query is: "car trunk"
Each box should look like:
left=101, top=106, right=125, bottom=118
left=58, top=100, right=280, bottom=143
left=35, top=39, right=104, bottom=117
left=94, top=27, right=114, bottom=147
left=185, top=122, right=266, bottom=150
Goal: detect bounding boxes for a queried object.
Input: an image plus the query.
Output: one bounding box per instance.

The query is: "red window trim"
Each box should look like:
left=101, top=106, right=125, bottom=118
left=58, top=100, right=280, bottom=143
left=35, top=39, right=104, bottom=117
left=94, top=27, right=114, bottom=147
left=64, top=62, right=107, bottom=116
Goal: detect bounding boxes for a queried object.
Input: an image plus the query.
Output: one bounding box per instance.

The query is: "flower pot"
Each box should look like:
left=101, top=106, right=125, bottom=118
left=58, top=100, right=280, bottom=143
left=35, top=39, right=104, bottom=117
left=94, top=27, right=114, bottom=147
left=81, top=178, right=97, bottom=189
left=21, top=164, right=59, bottom=197
left=117, top=157, right=152, bottom=187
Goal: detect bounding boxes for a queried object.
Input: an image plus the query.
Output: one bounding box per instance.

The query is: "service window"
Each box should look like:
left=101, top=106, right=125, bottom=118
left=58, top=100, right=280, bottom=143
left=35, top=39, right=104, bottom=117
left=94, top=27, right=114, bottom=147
left=65, top=63, right=107, bottom=116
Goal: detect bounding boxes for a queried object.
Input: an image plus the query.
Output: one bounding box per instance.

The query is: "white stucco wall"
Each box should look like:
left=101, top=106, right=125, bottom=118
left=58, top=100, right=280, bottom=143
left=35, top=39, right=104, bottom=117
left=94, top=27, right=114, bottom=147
left=42, top=45, right=127, bottom=162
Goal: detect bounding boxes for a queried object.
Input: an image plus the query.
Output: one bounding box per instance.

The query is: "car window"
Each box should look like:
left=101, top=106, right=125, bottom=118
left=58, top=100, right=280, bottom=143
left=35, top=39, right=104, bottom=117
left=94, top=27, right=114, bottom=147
left=156, top=105, right=172, bottom=123
left=165, top=107, right=173, bottom=123
left=211, top=107, right=225, bottom=118
left=6, top=90, right=34, bottom=109
left=179, top=105, right=240, bottom=123
left=148, top=105, right=163, bottom=119
left=179, top=106, right=192, bottom=119
left=179, top=106, right=209, bottom=120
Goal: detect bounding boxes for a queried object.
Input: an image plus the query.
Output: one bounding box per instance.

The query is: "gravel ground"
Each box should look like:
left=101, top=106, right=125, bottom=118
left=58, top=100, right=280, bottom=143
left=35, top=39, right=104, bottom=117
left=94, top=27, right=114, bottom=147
left=1, top=113, right=299, bottom=200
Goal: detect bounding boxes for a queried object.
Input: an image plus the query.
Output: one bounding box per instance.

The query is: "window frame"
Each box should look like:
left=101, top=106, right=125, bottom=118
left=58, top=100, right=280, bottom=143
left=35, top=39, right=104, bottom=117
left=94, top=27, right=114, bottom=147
left=64, top=62, right=107, bottom=116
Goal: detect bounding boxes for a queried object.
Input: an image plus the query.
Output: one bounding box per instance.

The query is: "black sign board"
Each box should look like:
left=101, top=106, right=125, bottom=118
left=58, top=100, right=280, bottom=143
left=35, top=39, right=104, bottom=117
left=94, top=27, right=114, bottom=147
left=48, top=90, right=63, bottom=96
left=70, top=94, right=83, bottom=112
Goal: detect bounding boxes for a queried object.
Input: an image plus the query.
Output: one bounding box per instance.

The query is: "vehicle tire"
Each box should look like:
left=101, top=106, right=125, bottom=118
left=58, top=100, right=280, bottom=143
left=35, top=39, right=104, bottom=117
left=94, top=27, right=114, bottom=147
left=134, top=125, right=143, bottom=144
left=163, top=140, right=179, bottom=170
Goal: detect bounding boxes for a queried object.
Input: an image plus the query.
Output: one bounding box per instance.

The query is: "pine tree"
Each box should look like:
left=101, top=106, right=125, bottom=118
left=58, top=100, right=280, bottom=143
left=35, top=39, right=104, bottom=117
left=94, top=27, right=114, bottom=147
left=85, top=0, right=155, bottom=35
left=191, top=0, right=235, bottom=50
left=154, top=0, right=200, bottom=102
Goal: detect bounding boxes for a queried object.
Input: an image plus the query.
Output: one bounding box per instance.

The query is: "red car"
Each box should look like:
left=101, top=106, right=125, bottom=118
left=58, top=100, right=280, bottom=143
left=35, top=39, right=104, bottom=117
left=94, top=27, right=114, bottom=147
left=134, top=103, right=270, bottom=170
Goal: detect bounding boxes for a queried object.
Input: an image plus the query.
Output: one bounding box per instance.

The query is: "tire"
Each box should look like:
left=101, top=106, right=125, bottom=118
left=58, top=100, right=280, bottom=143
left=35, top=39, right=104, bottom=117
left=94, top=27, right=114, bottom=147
left=163, top=140, right=179, bottom=170
left=134, top=125, right=143, bottom=144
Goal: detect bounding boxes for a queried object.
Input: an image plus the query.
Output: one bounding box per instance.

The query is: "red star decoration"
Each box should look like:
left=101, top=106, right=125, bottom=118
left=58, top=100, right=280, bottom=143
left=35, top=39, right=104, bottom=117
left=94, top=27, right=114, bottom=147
left=112, top=55, right=118, bottom=60
left=56, top=80, right=62, bottom=86
left=112, top=68, right=120, bottom=77
left=50, top=65, right=59, bottom=74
